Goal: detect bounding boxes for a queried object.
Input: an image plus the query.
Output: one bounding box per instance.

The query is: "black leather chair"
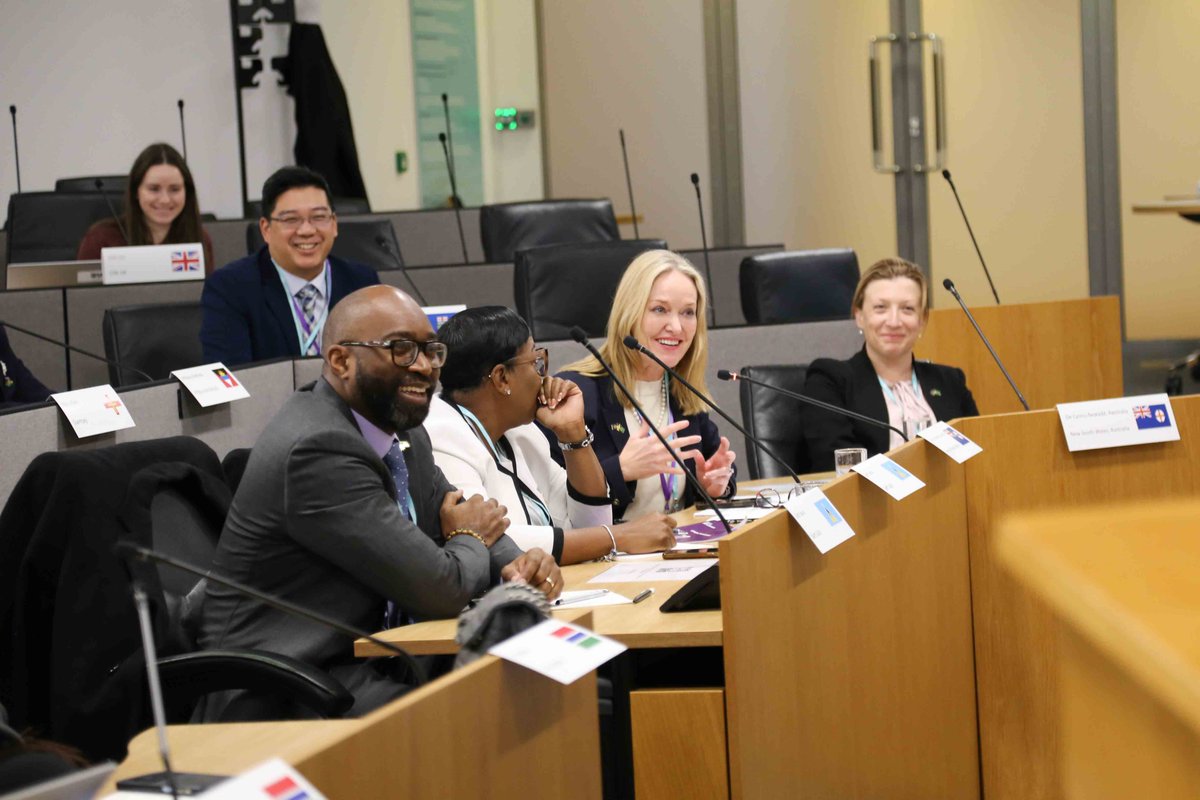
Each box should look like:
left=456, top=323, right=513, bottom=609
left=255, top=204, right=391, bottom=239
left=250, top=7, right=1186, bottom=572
left=5, top=192, right=121, bottom=264
left=737, top=364, right=811, bottom=478
left=514, top=239, right=667, bottom=341
left=480, top=199, right=619, bottom=264
left=245, top=215, right=404, bottom=271
left=102, top=301, right=204, bottom=386
left=739, top=249, right=860, bottom=325
left=55, top=175, right=128, bottom=194
left=0, top=437, right=351, bottom=762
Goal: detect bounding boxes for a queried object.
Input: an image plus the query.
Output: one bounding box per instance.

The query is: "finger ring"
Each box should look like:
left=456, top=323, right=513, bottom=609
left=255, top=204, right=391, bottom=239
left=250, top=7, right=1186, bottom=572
left=543, top=576, right=555, bottom=588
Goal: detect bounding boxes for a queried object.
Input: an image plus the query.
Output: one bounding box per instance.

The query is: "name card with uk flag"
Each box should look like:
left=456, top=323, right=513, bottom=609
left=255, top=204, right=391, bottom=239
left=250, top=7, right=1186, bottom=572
left=101, top=242, right=205, bottom=285
left=489, top=618, right=627, bottom=684
left=51, top=384, right=136, bottom=438
left=1056, top=393, right=1180, bottom=452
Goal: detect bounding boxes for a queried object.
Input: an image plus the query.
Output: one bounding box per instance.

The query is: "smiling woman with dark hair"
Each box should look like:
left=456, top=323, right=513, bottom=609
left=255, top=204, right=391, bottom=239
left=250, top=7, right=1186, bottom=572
left=76, top=142, right=214, bottom=272
left=424, top=306, right=675, bottom=564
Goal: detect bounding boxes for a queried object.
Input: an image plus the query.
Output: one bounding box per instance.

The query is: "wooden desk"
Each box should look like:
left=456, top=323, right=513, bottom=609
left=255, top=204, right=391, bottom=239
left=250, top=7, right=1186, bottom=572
left=997, top=501, right=1200, bottom=799
left=357, top=558, right=721, bottom=657
left=1132, top=199, right=1200, bottom=222
left=106, top=648, right=601, bottom=799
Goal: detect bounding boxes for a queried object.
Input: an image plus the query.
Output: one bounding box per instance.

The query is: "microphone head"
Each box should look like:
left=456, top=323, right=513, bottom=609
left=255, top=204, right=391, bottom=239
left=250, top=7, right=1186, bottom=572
left=941, top=169, right=952, bottom=181
left=93, top=179, right=103, bottom=190
left=942, top=278, right=955, bottom=290
left=621, top=335, right=641, bottom=351
left=177, top=98, right=184, bottom=108
left=619, top=128, right=625, bottom=144
left=438, top=132, right=447, bottom=143
left=111, top=540, right=144, bottom=560
left=716, top=369, right=735, bottom=381
left=441, top=93, right=449, bottom=103
left=568, top=326, right=590, bottom=345
left=8, top=105, right=15, bottom=115
left=690, top=172, right=700, bottom=185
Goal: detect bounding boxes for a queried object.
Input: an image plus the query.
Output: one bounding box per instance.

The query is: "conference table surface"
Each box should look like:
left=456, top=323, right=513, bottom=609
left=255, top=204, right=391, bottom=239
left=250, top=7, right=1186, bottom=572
left=355, top=476, right=827, bottom=657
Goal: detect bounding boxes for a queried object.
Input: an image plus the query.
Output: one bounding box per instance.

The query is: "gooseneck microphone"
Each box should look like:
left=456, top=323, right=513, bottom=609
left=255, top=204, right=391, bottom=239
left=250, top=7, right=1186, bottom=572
left=441, top=93, right=459, bottom=207
left=716, top=370, right=908, bottom=443
left=375, top=234, right=428, bottom=305
left=622, top=336, right=801, bottom=484
left=2, top=318, right=154, bottom=385
left=619, top=129, right=640, bottom=238
left=113, top=541, right=428, bottom=685
left=177, top=99, right=187, bottom=160
left=8, top=105, right=20, bottom=192
left=95, top=178, right=130, bottom=243
left=942, top=278, right=1029, bottom=411
left=130, top=584, right=186, bottom=798
left=941, top=169, right=1000, bottom=305
left=570, top=327, right=733, bottom=532
left=690, top=173, right=716, bottom=327
left=439, top=132, right=470, bottom=264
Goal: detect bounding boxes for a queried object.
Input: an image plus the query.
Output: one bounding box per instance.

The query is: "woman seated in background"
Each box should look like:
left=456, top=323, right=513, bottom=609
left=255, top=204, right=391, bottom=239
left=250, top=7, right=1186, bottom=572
left=76, top=143, right=214, bottom=273
left=803, top=257, right=978, bottom=471
left=426, top=306, right=676, bottom=564
left=557, top=249, right=736, bottom=521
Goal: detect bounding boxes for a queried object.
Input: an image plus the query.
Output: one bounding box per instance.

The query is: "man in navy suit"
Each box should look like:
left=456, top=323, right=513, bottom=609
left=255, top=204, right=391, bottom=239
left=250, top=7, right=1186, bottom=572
left=200, top=166, right=380, bottom=366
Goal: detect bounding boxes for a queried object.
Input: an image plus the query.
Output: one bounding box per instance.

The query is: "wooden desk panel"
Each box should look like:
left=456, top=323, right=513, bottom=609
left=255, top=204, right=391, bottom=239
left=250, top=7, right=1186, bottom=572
left=917, top=296, right=1122, bottom=414
left=722, top=440, right=979, bottom=799
left=997, top=501, right=1200, bottom=799
left=957, top=395, right=1200, bottom=799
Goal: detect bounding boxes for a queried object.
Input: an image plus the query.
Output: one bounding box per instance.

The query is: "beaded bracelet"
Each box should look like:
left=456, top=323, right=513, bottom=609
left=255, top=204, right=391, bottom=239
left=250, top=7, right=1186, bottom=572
left=446, top=528, right=487, bottom=547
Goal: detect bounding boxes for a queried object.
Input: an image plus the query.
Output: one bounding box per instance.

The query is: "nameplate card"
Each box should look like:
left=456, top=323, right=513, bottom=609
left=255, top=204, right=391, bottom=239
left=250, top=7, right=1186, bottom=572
left=852, top=453, right=926, bottom=500
left=1057, top=393, right=1180, bottom=452
left=51, top=384, right=136, bottom=438
left=100, top=243, right=205, bottom=285
left=489, top=618, right=627, bottom=684
left=200, top=757, right=327, bottom=799
left=172, top=362, right=251, bottom=407
left=423, top=303, right=466, bottom=331
left=918, top=421, right=983, bottom=463
left=784, top=488, right=855, bottom=554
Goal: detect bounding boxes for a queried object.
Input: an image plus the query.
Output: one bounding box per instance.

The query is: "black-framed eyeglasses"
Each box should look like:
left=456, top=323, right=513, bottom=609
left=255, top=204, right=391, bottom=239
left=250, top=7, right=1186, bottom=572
left=267, top=210, right=336, bottom=231
left=504, top=347, right=549, bottom=377
left=338, top=339, right=448, bottom=368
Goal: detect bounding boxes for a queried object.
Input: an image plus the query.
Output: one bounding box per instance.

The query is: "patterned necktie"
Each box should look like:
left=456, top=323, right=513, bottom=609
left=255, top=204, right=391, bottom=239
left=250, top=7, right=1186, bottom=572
left=296, top=284, right=319, bottom=330
left=382, top=440, right=413, bottom=630
left=382, top=440, right=412, bottom=519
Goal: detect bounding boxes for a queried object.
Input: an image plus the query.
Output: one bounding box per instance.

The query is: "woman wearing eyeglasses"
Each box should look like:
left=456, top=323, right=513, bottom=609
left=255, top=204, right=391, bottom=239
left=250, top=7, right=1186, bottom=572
left=558, top=249, right=737, bottom=522
left=77, top=143, right=215, bottom=272
left=423, top=306, right=676, bottom=564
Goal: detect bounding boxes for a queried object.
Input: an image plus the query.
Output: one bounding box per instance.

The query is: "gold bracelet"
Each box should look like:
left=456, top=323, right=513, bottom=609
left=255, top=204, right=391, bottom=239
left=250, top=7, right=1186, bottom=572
left=446, top=528, right=487, bottom=547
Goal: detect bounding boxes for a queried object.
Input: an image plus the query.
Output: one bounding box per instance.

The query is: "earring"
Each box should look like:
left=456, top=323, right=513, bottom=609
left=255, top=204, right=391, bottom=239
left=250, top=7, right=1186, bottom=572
left=505, top=388, right=512, bottom=396
left=857, top=329, right=863, bottom=335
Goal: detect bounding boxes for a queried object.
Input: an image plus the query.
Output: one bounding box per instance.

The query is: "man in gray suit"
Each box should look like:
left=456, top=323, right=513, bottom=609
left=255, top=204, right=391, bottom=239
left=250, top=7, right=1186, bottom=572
left=198, top=285, right=561, bottom=719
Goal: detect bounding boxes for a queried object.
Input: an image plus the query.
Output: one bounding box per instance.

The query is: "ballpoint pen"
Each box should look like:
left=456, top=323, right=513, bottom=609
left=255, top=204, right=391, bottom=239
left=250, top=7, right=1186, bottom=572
left=554, top=589, right=610, bottom=606
left=632, top=588, right=654, bottom=604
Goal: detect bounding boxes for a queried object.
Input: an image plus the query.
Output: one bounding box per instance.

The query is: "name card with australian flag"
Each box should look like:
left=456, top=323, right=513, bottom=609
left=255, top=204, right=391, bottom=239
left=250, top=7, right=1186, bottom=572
left=100, top=242, right=205, bottom=285
left=1056, top=393, right=1180, bottom=452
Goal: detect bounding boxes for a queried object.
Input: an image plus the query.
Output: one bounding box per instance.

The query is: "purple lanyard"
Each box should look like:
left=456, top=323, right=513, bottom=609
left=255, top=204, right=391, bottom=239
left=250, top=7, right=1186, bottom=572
left=636, top=403, right=678, bottom=510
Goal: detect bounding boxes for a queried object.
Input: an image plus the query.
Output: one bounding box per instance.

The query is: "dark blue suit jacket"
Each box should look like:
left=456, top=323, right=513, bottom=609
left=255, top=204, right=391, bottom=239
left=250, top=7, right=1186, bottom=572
left=0, top=326, right=52, bottom=409
left=200, top=247, right=380, bottom=366
left=554, top=371, right=735, bottom=521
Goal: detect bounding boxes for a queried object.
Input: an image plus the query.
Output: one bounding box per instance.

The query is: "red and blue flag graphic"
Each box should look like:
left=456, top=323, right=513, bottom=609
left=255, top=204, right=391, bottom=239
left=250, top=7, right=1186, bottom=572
left=264, top=775, right=308, bottom=800
left=1134, top=403, right=1171, bottom=430
left=171, top=249, right=201, bottom=272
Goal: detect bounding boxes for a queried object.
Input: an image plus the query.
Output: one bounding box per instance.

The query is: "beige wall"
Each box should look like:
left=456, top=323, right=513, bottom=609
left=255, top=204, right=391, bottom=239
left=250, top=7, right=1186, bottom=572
left=1117, top=0, right=1200, bottom=341
left=540, top=0, right=711, bottom=248
left=737, top=2, right=897, bottom=266
left=924, top=0, right=1089, bottom=308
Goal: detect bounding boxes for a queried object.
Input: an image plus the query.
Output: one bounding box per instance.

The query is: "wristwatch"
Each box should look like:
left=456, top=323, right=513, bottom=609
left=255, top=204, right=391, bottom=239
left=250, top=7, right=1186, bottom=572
left=557, top=425, right=594, bottom=451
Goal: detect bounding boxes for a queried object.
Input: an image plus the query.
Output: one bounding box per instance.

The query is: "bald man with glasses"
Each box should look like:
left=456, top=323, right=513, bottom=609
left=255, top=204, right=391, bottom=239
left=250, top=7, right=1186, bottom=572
left=196, top=285, right=561, bottom=720
left=200, top=166, right=380, bottom=366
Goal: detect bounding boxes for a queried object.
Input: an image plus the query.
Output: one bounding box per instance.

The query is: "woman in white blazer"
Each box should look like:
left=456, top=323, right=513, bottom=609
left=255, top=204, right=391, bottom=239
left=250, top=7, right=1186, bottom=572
left=425, top=306, right=676, bottom=564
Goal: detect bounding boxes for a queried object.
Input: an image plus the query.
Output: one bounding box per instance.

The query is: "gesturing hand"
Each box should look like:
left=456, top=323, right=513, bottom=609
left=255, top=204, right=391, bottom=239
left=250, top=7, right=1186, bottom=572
left=534, top=377, right=587, bottom=443
left=691, top=437, right=736, bottom=497
left=617, top=419, right=701, bottom=482
left=501, top=547, right=562, bottom=601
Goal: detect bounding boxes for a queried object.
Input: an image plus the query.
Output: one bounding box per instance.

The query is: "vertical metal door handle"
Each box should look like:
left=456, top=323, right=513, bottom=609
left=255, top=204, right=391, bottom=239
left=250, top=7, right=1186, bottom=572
left=869, top=34, right=901, bottom=174
left=909, top=32, right=946, bottom=173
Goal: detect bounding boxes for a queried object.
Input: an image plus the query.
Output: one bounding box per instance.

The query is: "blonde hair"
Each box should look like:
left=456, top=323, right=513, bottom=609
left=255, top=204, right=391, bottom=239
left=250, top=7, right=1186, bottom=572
left=562, top=249, right=710, bottom=415
left=851, top=257, right=930, bottom=320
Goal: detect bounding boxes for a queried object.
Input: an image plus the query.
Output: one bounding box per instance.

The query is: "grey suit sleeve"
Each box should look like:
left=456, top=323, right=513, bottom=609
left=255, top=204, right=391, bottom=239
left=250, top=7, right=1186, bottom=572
left=427, top=447, right=525, bottom=580
left=285, top=432, right=492, bottom=620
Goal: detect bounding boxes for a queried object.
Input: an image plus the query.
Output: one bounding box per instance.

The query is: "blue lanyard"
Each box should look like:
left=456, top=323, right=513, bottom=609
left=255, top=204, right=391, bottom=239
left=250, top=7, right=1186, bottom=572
left=458, top=405, right=552, bottom=526
left=878, top=371, right=922, bottom=405
left=274, top=261, right=331, bottom=355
